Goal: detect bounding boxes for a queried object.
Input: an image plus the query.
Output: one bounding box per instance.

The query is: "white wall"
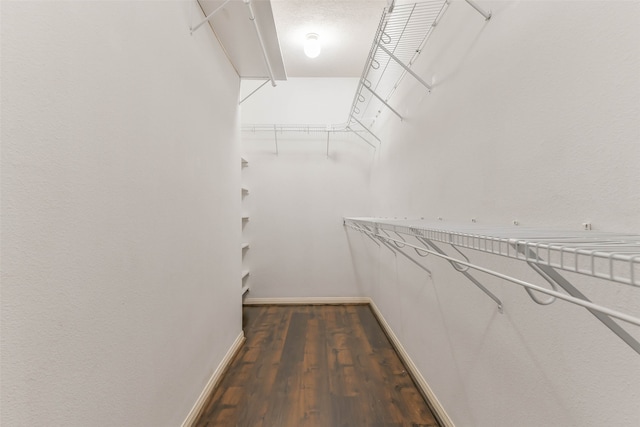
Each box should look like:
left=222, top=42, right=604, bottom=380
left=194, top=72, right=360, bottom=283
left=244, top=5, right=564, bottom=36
left=241, top=78, right=373, bottom=298
left=355, top=0, right=640, bottom=426
left=1, top=2, right=242, bottom=426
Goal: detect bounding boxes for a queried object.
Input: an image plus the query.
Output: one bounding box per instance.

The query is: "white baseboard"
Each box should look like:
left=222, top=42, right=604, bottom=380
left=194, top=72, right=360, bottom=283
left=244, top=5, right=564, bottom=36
left=181, top=331, right=245, bottom=427
left=243, top=296, right=371, bottom=305
left=368, top=299, right=455, bottom=427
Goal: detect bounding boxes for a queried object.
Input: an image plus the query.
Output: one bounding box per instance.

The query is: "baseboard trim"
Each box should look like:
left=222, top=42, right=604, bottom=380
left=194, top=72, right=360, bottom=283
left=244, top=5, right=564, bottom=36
left=243, top=296, right=371, bottom=305
left=181, top=331, right=245, bottom=427
left=368, top=299, right=455, bottom=427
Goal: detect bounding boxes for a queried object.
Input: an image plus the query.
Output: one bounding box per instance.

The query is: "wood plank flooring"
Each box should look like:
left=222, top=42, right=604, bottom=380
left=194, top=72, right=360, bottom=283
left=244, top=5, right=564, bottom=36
left=195, top=305, right=440, bottom=427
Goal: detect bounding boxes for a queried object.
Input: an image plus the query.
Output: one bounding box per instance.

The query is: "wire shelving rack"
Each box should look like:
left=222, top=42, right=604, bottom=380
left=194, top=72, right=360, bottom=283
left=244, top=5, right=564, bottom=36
left=344, top=217, right=640, bottom=355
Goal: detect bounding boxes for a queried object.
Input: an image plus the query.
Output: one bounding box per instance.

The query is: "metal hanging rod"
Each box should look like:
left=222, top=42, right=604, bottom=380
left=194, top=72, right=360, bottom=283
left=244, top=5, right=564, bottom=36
left=244, top=0, right=277, bottom=87
left=242, top=123, right=361, bottom=134
left=363, top=223, right=504, bottom=311
left=344, top=217, right=640, bottom=355
left=191, top=0, right=280, bottom=86
left=241, top=123, right=378, bottom=152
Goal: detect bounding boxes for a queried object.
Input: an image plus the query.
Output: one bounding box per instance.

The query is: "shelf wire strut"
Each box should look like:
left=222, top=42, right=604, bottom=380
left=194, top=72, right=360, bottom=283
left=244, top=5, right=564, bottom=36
left=345, top=217, right=640, bottom=355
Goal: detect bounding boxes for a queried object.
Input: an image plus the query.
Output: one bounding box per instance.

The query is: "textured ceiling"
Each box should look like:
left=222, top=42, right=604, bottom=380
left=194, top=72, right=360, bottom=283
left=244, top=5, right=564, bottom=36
left=270, top=0, right=388, bottom=77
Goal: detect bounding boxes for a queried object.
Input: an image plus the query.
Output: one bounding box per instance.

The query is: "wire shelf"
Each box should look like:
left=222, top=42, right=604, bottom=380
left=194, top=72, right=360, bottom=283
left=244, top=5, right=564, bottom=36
left=242, top=123, right=355, bottom=134
left=242, top=1, right=490, bottom=146
left=345, top=218, right=640, bottom=287
left=348, top=1, right=449, bottom=129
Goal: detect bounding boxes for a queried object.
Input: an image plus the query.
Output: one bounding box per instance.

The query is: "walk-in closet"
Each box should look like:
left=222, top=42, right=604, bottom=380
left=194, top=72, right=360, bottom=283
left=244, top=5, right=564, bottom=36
left=2, top=0, right=639, bottom=426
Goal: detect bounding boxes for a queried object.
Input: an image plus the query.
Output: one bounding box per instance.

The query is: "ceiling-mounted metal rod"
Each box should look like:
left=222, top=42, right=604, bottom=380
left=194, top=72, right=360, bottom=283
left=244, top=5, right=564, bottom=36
left=239, top=79, right=270, bottom=105
left=351, top=117, right=382, bottom=143
left=360, top=82, right=403, bottom=121
left=190, top=0, right=233, bottom=34
left=345, top=126, right=376, bottom=149
left=244, top=0, right=277, bottom=87
left=377, top=44, right=432, bottom=91
left=463, top=0, right=492, bottom=20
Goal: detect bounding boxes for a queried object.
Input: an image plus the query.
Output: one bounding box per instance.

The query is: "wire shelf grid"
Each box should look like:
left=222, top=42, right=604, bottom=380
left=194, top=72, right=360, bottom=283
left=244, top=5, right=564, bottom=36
left=345, top=218, right=640, bottom=287
left=349, top=1, right=449, bottom=127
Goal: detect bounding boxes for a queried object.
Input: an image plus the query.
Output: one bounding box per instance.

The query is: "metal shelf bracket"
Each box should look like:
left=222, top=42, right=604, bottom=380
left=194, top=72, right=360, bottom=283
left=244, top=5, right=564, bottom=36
left=190, top=0, right=233, bottom=34
left=464, top=0, right=492, bottom=20
left=517, top=245, right=640, bottom=355
left=344, top=217, right=640, bottom=356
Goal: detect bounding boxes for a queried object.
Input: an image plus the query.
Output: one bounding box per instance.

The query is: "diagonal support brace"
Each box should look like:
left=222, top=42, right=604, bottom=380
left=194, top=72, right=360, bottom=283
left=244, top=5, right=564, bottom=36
left=240, top=80, right=270, bottom=105
left=345, top=126, right=377, bottom=148
left=464, top=0, right=492, bottom=20
left=190, top=0, right=234, bottom=34
left=417, top=237, right=503, bottom=312
left=360, top=82, right=404, bottom=121
left=376, top=235, right=433, bottom=277
left=351, top=116, right=382, bottom=143
left=519, top=246, right=640, bottom=355
left=378, top=44, right=433, bottom=91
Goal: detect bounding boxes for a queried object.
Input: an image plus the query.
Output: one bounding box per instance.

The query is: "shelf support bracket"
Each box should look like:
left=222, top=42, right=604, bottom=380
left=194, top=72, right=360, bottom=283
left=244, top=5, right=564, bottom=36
left=350, top=223, right=380, bottom=246
left=518, top=246, right=640, bottom=355
left=190, top=0, right=234, bottom=34
left=416, top=237, right=504, bottom=312
left=345, top=126, right=376, bottom=149
left=376, top=233, right=433, bottom=277
left=240, top=80, right=270, bottom=105
left=360, top=82, right=404, bottom=121
left=377, top=44, right=433, bottom=91
left=351, top=116, right=382, bottom=143
left=463, top=0, right=492, bottom=20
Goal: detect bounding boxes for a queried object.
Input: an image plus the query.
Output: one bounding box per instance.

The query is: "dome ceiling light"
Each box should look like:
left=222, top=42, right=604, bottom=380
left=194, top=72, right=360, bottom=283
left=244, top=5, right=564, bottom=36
left=304, top=33, right=321, bottom=58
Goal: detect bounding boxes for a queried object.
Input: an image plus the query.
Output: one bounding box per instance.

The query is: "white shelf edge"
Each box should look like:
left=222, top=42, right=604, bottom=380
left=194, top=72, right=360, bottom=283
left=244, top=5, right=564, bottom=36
left=242, top=270, right=250, bottom=280
left=344, top=217, right=640, bottom=287
left=241, top=284, right=250, bottom=295
left=241, top=243, right=250, bottom=250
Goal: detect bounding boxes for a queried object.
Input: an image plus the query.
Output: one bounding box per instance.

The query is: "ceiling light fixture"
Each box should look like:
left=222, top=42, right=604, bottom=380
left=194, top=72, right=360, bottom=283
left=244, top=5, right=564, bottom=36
left=304, top=33, right=321, bottom=59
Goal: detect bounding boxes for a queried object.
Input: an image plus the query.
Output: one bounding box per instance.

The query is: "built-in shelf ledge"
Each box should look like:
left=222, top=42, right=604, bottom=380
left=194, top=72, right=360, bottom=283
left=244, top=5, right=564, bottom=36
left=241, top=243, right=250, bottom=250
left=241, top=284, right=250, bottom=295
left=241, top=216, right=249, bottom=221
left=242, top=270, right=250, bottom=280
left=241, top=188, right=249, bottom=195
left=241, top=158, right=248, bottom=167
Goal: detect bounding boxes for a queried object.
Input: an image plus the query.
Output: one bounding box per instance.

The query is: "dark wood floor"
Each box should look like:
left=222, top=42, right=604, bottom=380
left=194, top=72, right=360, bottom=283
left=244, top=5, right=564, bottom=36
left=195, top=305, right=440, bottom=427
